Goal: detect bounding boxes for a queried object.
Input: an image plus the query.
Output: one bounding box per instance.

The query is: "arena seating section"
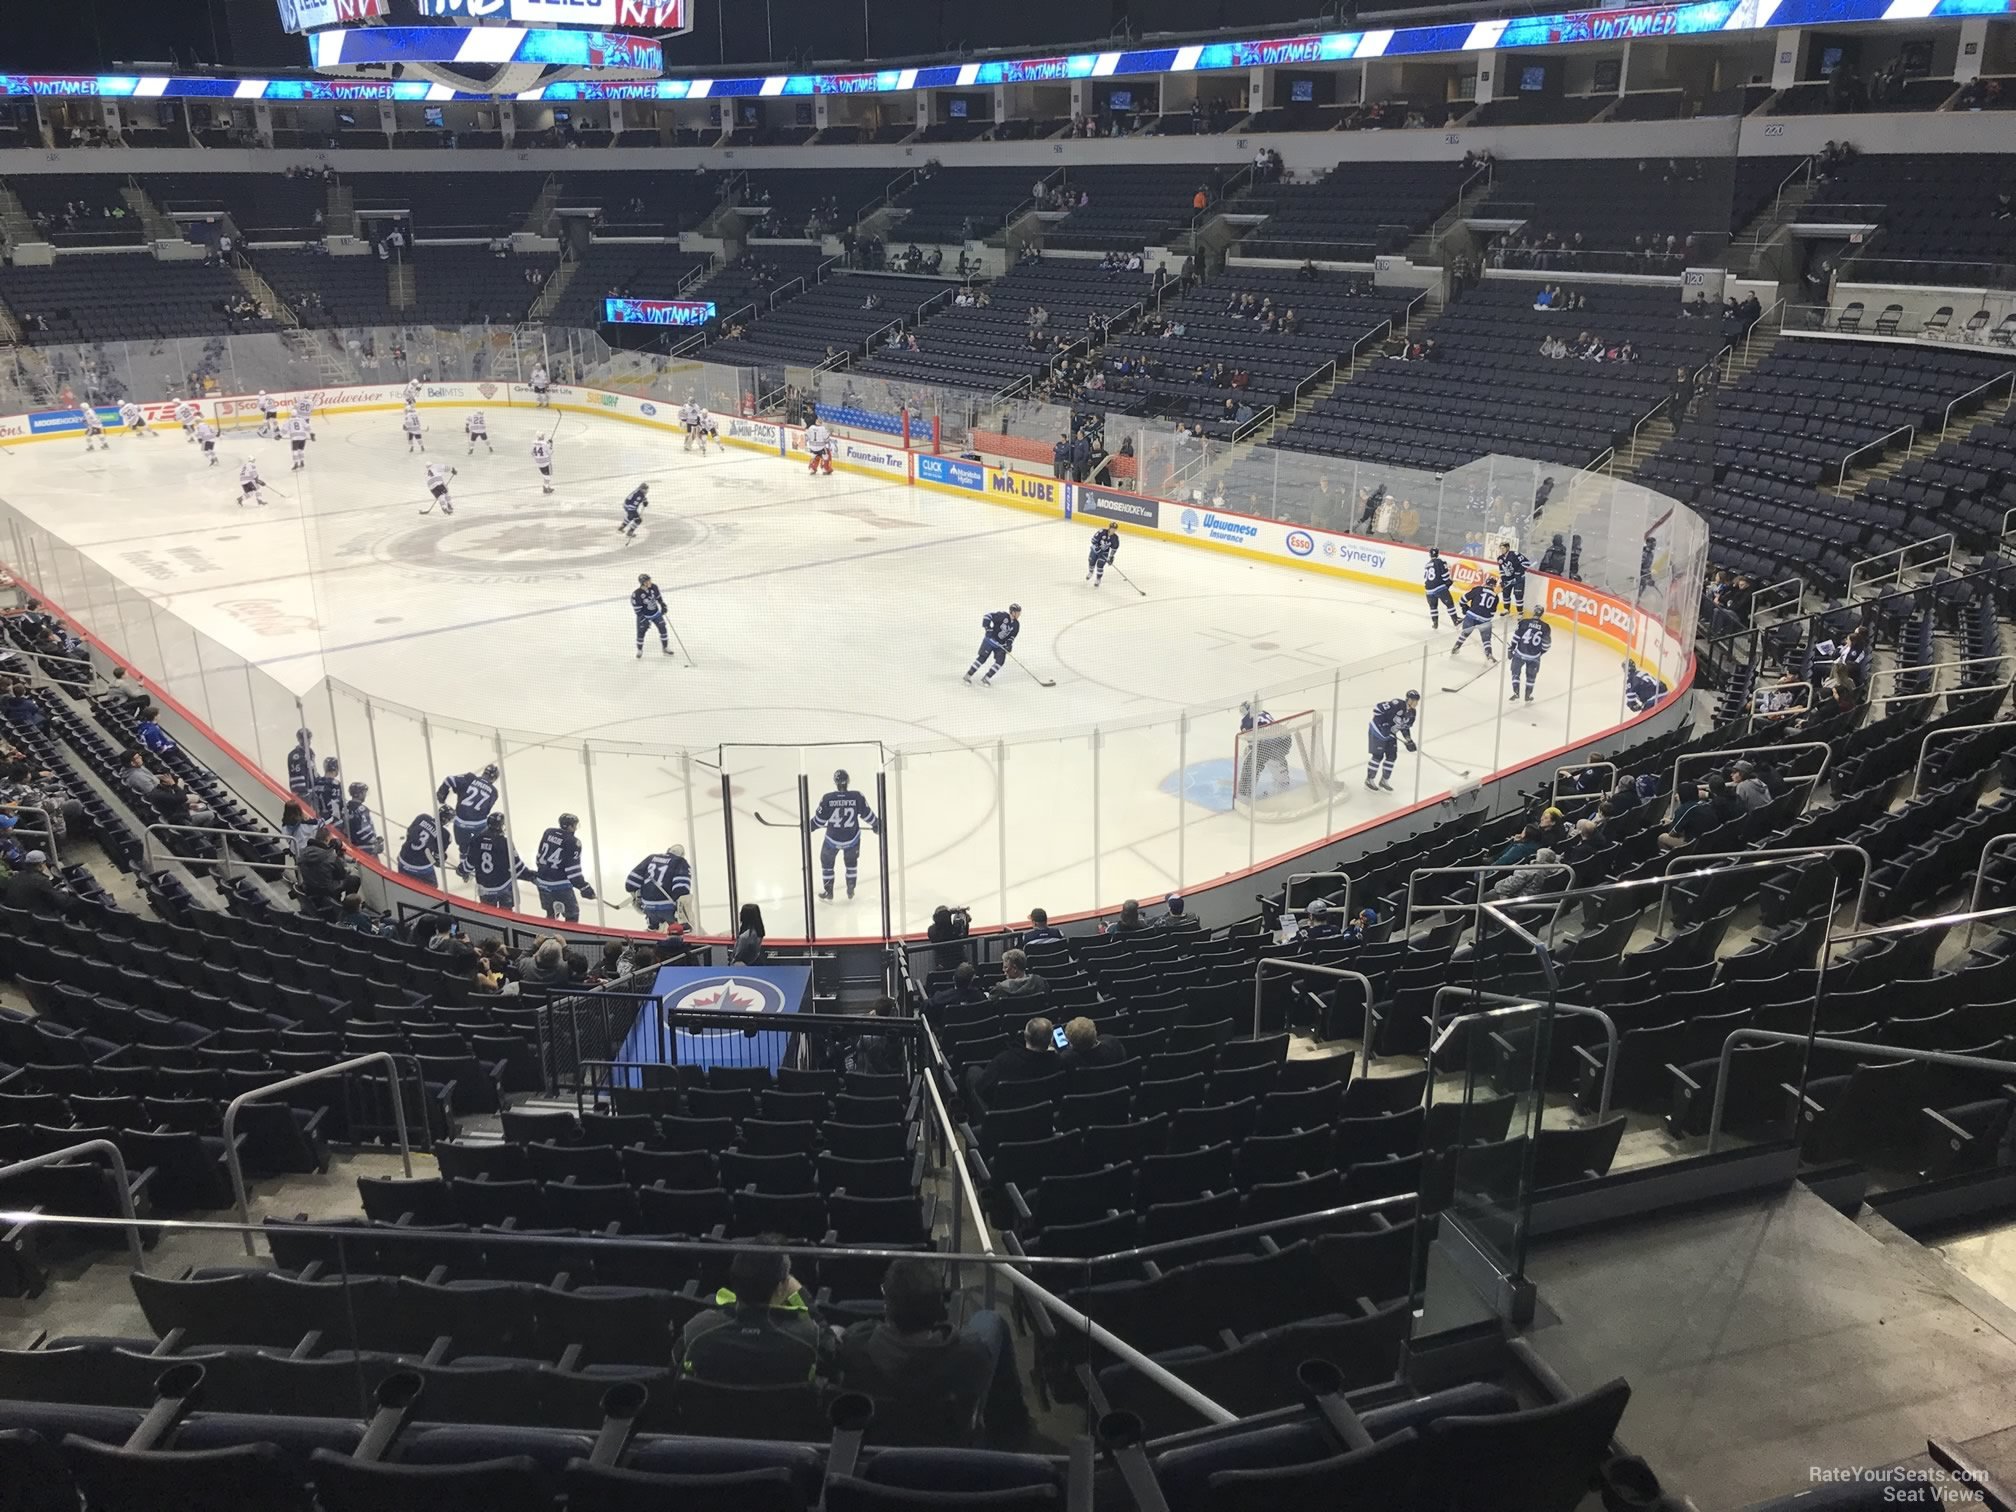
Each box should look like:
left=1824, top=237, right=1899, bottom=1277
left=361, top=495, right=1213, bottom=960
left=889, top=168, right=1037, bottom=245
left=706, top=274, right=953, bottom=368
left=1240, top=161, right=1472, bottom=261
left=6, top=174, right=143, bottom=247
left=740, top=169, right=895, bottom=236
left=248, top=250, right=399, bottom=329
left=0, top=259, right=283, bottom=345
left=404, top=247, right=560, bottom=327
left=345, top=172, right=547, bottom=239
left=1043, top=166, right=1223, bottom=252
left=545, top=244, right=713, bottom=329
left=552, top=170, right=726, bottom=236
left=1797, top=153, right=2016, bottom=286
left=142, top=174, right=331, bottom=242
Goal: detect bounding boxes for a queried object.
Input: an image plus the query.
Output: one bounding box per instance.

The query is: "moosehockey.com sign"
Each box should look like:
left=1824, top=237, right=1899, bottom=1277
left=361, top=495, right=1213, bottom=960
left=1074, top=486, right=1159, bottom=529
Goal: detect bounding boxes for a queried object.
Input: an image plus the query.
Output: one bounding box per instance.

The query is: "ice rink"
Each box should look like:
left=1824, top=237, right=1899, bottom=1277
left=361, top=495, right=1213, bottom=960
left=3, top=404, right=1632, bottom=934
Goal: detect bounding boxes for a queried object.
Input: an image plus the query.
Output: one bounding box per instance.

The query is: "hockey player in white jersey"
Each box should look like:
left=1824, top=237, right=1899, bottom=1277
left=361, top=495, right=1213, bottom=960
left=680, top=400, right=704, bottom=451
left=423, top=462, right=457, bottom=515
left=402, top=406, right=425, bottom=453
left=291, top=396, right=312, bottom=428
left=464, top=410, right=491, bottom=454
left=804, top=417, right=834, bottom=476
left=530, top=364, right=551, bottom=408
left=82, top=407, right=107, bottom=452
left=403, top=378, right=421, bottom=407
left=174, top=399, right=199, bottom=441
left=284, top=412, right=313, bottom=470
left=117, top=401, right=154, bottom=438
left=193, top=418, right=219, bottom=467
left=696, top=412, right=720, bottom=454
left=531, top=434, right=554, bottom=495
left=257, top=391, right=279, bottom=438
left=238, top=458, right=268, bottom=508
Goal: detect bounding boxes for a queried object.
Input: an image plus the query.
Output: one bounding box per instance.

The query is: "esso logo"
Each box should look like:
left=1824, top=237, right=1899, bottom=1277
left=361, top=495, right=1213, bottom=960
left=1285, top=530, right=1315, bottom=557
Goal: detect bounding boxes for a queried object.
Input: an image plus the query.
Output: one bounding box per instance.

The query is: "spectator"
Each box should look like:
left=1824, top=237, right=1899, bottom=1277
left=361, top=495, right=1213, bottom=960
left=1493, top=825, right=1542, bottom=868
left=928, top=903, right=971, bottom=968
left=1061, top=1015, right=1126, bottom=1069
left=1658, top=784, right=1719, bottom=852
left=149, top=770, right=219, bottom=831
left=2, top=850, right=73, bottom=914
left=519, top=936, right=572, bottom=987
left=681, top=1244, right=828, bottom=1384
left=120, top=748, right=160, bottom=800
left=844, top=995, right=907, bottom=1077
left=297, top=826, right=355, bottom=906
left=1300, top=898, right=1340, bottom=939
left=929, top=961, right=988, bottom=1014
left=732, top=903, right=767, bottom=965
left=835, top=1257, right=1031, bottom=1439
left=1156, top=893, right=1200, bottom=930
left=1110, top=898, right=1147, bottom=934
left=987, top=948, right=1046, bottom=1003
left=1730, top=761, right=1772, bottom=811
left=1488, top=848, right=1564, bottom=903
left=966, top=1017, right=1056, bottom=1105
left=1023, top=906, right=1064, bottom=946
left=134, top=705, right=178, bottom=755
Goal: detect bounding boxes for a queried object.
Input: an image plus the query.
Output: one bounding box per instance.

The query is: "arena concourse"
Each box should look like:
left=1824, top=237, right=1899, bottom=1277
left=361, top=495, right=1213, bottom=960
left=0, top=1, right=2011, bottom=1506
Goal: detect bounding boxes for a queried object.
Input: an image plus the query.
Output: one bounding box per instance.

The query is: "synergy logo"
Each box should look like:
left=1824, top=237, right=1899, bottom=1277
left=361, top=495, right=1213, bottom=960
left=1285, top=529, right=1315, bottom=557
left=1333, top=544, right=1389, bottom=570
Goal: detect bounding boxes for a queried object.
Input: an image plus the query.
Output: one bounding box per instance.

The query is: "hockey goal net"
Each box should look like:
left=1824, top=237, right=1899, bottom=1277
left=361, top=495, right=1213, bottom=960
left=1231, top=709, right=1335, bottom=821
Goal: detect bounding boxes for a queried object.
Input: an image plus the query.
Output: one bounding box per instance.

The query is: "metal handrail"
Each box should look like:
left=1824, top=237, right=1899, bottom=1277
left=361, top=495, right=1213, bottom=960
left=1742, top=298, right=1787, bottom=365
left=1968, top=834, right=2016, bottom=945
left=1285, top=871, right=1352, bottom=921
left=1428, top=987, right=1619, bottom=1120
left=0, top=803, right=59, bottom=867
left=1550, top=761, right=1614, bottom=810
left=224, top=1052, right=411, bottom=1256
left=1870, top=659, right=2011, bottom=711
left=1657, top=844, right=1872, bottom=937
left=1941, top=370, right=2015, bottom=438
left=1706, top=1029, right=2016, bottom=1154
left=1917, top=720, right=2016, bottom=791
left=1672, top=741, right=1830, bottom=801
left=1846, top=532, right=1954, bottom=597
left=141, top=822, right=289, bottom=881
left=0, top=1140, right=146, bottom=1271
left=1772, top=155, right=1815, bottom=215
left=1746, top=679, right=1814, bottom=730
left=1402, top=863, right=1575, bottom=934
left=1748, top=575, right=1805, bottom=625
left=1250, top=957, right=1374, bottom=1062
left=1835, top=422, right=1914, bottom=492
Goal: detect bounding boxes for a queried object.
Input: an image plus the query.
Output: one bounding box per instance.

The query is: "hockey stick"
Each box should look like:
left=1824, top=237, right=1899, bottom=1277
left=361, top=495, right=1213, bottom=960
left=665, top=615, right=694, bottom=667
left=751, top=811, right=800, bottom=829
left=1439, top=657, right=1499, bottom=693
left=1112, top=565, right=1147, bottom=597
left=1417, top=746, right=1474, bottom=781
left=1012, top=656, right=1057, bottom=688
left=417, top=495, right=439, bottom=516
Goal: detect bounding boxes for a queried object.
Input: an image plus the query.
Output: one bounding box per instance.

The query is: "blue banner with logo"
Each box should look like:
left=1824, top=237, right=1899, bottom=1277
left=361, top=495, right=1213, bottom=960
left=615, top=965, right=812, bottom=1077
left=917, top=454, right=984, bottom=492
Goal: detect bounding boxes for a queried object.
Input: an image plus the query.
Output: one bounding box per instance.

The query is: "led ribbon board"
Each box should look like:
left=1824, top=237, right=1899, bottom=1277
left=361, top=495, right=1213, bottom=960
left=604, top=297, right=715, bottom=326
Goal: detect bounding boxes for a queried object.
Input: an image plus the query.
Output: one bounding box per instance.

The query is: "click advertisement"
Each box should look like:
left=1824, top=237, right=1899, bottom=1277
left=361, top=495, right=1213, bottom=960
left=916, top=455, right=984, bottom=492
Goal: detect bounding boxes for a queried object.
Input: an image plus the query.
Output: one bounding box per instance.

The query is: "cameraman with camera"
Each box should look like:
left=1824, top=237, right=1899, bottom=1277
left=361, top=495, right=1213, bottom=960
left=928, top=903, right=971, bottom=970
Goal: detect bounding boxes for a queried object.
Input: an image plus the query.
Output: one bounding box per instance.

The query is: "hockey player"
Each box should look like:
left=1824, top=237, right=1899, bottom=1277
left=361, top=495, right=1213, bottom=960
left=117, top=401, right=154, bottom=439
left=402, top=404, right=426, bottom=453
left=1507, top=608, right=1552, bottom=703
left=531, top=433, right=555, bottom=495
left=286, top=728, right=317, bottom=802
left=397, top=809, right=447, bottom=887
left=530, top=364, right=551, bottom=409
left=963, top=604, right=1022, bottom=686
left=809, top=770, right=878, bottom=901
left=632, top=573, right=671, bottom=658
left=82, top=406, right=107, bottom=452
left=534, top=812, right=596, bottom=922
left=1238, top=703, right=1293, bottom=798
left=257, top=391, right=279, bottom=438
left=469, top=812, right=535, bottom=910
left=680, top=399, right=704, bottom=452
left=696, top=412, right=720, bottom=455
left=291, top=396, right=312, bottom=431
left=284, top=411, right=313, bottom=471
left=804, top=416, right=834, bottom=476
left=437, top=762, right=502, bottom=876
left=1087, top=525, right=1119, bottom=587
left=403, top=378, right=421, bottom=408
left=1497, top=543, right=1532, bottom=613
left=424, top=462, right=457, bottom=515
left=1423, top=547, right=1457, bottom=628
left=465, top=410, right=491, bottom=454
left=1624, top=661, right=1668, bottom=713
left=1365, top=691, right=1420, bottom=791
left=238, top=458, right=268, bottom=508
left=340, top=781, right=383, bottom=856
left=312, top=756, right=344, bottom=817
left=618, top=482, right=649, bottom=541
left=174, top=399, right=199, bottom=441
left=1451, top=577, right=1501, bottom=660
left=625, top=844, right=692, bottom=930
left=194, top=419, right=219, bottom=467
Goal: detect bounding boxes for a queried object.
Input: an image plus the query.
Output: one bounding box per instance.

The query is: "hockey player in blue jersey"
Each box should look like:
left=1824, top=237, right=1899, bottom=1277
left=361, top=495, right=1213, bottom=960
left=1507, top=608, right=1552, bottom=702
left=1496, top=544, right=1532, bottom=613
left=312, top=756, right=343, bottom=818
left=286, top=728, right=317, bottom=803
left=534, top=812, right=596, bottom=922
left=397, top=809, right=447, bottom=887
left=1423, top=547, right=1457, bottom=628
left=437, top=763, right=502, bottom=877
left=469, top=812, right=535, bottom=910
left=809, top=770, right=879, bottom=901
left=1086, top=526, right=1119, bottom=587
left=1451, top=578, right=1501, bottom=660
left=340, top=781, right=383, bottom=856
left=618, top=483, right=649, bottom=541
left=962, top=604, right=1022, bottom=686
left=631, top=573, right=671, bottom=658
left=1365, top=691, right=1420, bottom=791
left=1624, top=661, right=1668, bottom=713
left=626, top=844, right=693, bottom=930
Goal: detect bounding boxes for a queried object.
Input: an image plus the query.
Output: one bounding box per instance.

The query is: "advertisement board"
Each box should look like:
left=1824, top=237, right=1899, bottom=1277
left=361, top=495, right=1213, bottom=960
left=985, top=467, right=1063, bottom=509
left=832, top=438, right=909, bottom=478
left=721, top=415, right=783, bottom=453
left=1073, top=486, right=1160, bottom=529
left=916, top=455, right=984, bottom=493
left=604, top=297, right=715, bottom=328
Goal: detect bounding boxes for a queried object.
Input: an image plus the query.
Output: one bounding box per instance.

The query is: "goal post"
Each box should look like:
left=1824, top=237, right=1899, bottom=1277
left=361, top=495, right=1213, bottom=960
left=1231, top=709, right=1335, bottom=821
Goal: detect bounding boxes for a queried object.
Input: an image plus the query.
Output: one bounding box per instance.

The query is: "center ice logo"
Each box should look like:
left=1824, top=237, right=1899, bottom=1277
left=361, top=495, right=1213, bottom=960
left=374, top=511, right=703, bottom=586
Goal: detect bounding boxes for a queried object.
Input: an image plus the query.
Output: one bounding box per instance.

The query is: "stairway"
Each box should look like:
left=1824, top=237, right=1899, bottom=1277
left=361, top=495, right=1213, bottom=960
left=1725, top=167, right=1817, bottom=279
left=120, top=181, right=178, bottom=244
left=0, top=184, right=35, bottom=247
left=389, top=258, right=415, bottom=313
left=326, top=183, right=356, bottom=239
left=528, top=256, right=578, bottom=321
left=233, top=261, right=300, bottom=328
left=520, top=174, right=562, bottom=237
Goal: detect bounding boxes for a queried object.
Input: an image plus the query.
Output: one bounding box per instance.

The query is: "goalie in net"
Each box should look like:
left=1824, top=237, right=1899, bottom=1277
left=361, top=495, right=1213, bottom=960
left=1234, top=705, right=1334, bottom=819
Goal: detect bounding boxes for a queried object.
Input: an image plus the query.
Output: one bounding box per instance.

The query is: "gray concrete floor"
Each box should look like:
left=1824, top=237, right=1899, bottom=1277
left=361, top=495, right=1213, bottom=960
left=1523, top=1183, right=2016, bottom=1510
